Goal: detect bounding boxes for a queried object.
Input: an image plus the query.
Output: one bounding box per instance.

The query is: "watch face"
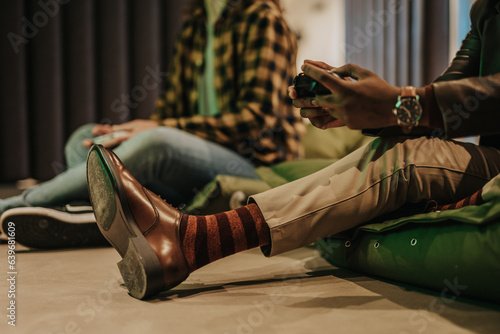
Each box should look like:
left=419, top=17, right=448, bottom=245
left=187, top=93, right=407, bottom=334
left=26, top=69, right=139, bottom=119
left=396, top=97, right=422, bottom=125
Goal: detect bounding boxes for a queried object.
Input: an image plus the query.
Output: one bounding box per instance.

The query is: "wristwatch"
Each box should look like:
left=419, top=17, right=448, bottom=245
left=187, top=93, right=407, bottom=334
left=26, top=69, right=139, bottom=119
left=393, top=86, right=422, bottom=133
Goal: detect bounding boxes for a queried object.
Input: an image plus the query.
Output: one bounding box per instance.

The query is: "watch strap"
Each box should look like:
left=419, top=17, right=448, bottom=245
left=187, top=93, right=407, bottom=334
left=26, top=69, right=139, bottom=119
left=400, top=86, right=417, bottom=98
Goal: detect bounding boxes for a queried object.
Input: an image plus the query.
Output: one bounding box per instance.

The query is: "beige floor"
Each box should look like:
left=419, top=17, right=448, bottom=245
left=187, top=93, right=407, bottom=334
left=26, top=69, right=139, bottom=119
left=1, top=244, right=499, bottom=334
left=1, top=185, right=499, bottom=333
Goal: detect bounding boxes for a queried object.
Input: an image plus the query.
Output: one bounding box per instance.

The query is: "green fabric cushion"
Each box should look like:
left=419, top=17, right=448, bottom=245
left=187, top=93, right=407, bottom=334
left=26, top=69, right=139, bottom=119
left=184, top=175, right=271, bottom=215
left=184, top=160, right=335, bottom=214
left=315, top=174, right=500, bottom=303
left=254, top=159, right=335, bottom=188
left=303, top=124, right=373, bottom=160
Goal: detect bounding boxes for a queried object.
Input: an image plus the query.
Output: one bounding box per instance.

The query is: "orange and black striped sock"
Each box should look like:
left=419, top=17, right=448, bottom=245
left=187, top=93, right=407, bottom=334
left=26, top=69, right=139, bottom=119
left=179, top=203, right=270, bottom=271
left=438, top=189, right=484, bottom=211
left=428, top=189, right=484, bottom=212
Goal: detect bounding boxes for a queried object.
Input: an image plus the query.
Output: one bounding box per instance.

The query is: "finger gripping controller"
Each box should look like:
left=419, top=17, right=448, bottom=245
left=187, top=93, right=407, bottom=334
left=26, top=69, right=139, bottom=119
left=293, top=72, right=332, bottom=98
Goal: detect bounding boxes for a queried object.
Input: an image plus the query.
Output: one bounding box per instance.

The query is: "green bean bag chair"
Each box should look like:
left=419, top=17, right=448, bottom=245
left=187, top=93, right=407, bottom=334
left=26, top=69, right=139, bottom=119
left=315, top=175, right=500, bottom=303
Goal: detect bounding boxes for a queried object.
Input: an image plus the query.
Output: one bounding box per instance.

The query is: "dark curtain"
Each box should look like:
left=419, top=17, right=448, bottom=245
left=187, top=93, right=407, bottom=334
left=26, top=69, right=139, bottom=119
left=346, top=0, right=450, bottom=87
left=0, top=0, right=187, bottom=182
left=0, top=0, right=451, bottom=183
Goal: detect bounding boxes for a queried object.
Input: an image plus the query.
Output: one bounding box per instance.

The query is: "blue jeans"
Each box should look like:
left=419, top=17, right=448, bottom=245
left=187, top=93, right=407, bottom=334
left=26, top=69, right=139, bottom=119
left=0, top=124, right=257, bottom=212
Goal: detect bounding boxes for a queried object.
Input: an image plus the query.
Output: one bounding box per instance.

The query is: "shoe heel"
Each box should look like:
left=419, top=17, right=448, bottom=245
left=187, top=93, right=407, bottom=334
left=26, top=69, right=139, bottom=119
left=117, top=238, right=164, bottom=299
left=87, top=149, right=116, bottom=232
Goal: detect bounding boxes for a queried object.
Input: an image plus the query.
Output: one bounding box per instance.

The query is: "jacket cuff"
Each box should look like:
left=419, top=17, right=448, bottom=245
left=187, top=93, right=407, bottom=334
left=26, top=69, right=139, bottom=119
left=425, top=85, right=446, bottom=136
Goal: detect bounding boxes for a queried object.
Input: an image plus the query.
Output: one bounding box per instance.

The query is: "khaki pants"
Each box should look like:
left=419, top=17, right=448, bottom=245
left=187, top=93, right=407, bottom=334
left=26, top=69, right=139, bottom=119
left=250, top=136, right=500, bottom=256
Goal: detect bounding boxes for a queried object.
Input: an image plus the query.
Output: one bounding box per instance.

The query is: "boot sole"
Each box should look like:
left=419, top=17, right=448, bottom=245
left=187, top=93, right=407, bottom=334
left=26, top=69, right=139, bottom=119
left=87, top=145, right=164, bottom=299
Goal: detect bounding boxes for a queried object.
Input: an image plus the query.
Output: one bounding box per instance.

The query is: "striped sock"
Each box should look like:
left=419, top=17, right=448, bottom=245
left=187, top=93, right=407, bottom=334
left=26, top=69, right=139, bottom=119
left=428, top=189, right=484, bottom=212
left=179, top=203, right=270, bottom=271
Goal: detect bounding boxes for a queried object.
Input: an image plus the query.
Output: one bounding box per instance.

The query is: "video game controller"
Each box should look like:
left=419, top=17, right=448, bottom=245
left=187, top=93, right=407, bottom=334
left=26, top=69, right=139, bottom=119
left=293, top=71, right=341, bottom=98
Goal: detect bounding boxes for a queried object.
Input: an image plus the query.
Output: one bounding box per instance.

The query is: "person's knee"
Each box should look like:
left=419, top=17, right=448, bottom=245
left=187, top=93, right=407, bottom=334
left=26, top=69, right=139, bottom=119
left=129, top=126, right=181, bottom=157
left=65, top=123, right=97, bottom=156
left=72, top=123, right=97, bottom=138
left=66, top=124, right=96, bottom=146
left=139, top=126, right=177, bottom=144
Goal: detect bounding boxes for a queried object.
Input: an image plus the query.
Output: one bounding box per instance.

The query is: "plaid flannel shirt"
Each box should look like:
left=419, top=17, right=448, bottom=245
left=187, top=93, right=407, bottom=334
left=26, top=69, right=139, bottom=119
left=150, top=0, right=305, bottom=166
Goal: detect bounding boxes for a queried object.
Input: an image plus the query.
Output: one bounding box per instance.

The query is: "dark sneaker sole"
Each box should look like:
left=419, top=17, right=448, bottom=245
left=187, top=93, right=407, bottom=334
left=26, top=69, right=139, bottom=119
left=87, top=145, right=163, bottom=299
left=0, top=208, right=107, bottom=249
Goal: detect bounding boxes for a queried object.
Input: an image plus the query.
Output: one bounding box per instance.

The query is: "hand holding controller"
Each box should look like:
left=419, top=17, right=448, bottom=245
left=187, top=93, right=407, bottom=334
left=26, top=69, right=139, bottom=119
left=293, top=71, right=342, bottom=98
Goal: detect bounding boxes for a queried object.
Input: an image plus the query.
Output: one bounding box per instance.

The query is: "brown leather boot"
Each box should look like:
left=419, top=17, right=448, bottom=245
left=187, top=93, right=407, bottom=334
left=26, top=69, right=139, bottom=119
left=86, top=144, right=190, bottom=299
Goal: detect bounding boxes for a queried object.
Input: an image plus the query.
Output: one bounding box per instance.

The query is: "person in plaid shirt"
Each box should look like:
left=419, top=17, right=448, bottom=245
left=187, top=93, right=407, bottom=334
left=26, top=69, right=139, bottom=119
left=152, top=0, right=304, bottom=166
left=0, top=0, right=304, bottom=249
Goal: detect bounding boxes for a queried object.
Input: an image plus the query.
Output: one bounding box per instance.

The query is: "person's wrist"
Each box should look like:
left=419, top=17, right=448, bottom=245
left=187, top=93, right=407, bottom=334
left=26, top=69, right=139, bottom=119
left=417, top=85, right=443, bottom=129
left=415, top=86, right=428, bottom=127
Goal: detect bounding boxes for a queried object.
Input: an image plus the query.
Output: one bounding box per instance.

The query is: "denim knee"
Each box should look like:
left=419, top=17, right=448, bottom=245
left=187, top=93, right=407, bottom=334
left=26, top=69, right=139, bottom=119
left=65, top=123, right=96, bottom=167
left=134, top=127, right=177, bottom=150
left=116, top=127, right=179, bottom=162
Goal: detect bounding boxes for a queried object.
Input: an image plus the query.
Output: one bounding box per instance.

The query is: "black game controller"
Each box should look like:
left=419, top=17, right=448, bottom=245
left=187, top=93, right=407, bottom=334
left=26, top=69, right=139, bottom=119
left=293, top=72, right=341, bottom=98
